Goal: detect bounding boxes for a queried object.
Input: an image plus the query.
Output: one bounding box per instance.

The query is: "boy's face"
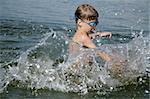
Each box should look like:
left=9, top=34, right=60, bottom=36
left=78, top=19, right=98, bottom=33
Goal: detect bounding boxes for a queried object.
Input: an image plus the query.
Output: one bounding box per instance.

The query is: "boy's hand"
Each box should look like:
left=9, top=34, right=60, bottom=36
left=97, top=51, right=112, bottom=61
left=97, top=32, right=112, bottom=38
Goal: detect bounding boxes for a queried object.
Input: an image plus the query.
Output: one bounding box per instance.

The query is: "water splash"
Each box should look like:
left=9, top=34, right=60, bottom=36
left=0, top=28, right=149, bottom=95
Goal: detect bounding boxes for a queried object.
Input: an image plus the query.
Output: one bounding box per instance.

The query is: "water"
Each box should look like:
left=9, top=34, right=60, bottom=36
left=0, top=0, right=149, bottom=98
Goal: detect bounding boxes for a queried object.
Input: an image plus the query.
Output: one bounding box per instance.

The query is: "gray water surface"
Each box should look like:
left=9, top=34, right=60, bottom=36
left=0, top=0, right=149, bottom=99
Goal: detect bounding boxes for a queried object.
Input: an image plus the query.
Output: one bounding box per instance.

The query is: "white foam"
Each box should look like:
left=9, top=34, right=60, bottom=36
left=0, top=29, right=149, bottom=94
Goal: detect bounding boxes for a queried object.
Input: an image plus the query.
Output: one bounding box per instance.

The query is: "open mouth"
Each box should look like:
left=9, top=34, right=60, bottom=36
left=90, top=29, right=97, bottom=33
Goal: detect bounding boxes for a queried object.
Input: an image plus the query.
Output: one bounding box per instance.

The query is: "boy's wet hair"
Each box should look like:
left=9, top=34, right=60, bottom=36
left=75, top=4, right=99, bottom=23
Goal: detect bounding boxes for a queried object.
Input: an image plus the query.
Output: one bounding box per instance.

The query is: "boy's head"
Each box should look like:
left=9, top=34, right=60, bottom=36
left=75, top=4, right=99, bottom=23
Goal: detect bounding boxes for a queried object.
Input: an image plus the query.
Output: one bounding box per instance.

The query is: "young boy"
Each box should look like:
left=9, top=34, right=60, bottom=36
left=69, top=4, right=112, bottom=61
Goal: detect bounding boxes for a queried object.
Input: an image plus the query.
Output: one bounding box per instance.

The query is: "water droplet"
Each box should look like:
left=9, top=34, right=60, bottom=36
left=138, top=10, right=142, bottom=12
left=40, top=25, right=43, bottom=27
left=68, top=29, right=72, bottom=32
left=65, top=41, right=69, bottom=44
left=24, top=70, right=27, bottom=73
left=32, top=27, right=35, bottom=30
left=100, top=84, right=102, bottom=87
left=35, top=64, right=40, bottom=69
left=115, top=13, right=118, bottom=16
left=110, top=87, right=113, bottom=90
left=145, top=90, right=149, bottom=94
left=132, top=9, right=136, bottom=11
left=96, top=39, right=101, bottom=43
left=139, top=78, right=142, bottom=81
left=48, top=76, right=55, bottom=81
left=62, top=26, right=68, bottom=31
left=45, top=70, right=48, bottom=73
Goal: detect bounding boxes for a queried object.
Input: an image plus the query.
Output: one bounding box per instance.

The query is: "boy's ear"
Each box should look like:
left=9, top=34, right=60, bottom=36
left=77, top=19, right=82, bottom=28
left=77, top=19, right=82, bottom=25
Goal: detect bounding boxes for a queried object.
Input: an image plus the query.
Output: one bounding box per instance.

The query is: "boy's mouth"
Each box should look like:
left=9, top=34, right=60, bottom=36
left=90, top=29, right=97, bottom=33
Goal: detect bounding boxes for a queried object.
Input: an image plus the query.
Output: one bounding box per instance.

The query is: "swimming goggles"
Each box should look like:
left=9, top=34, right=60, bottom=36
left=82, top=19, right=99, bottom=27
left=75, top=16, right=99, bottom=27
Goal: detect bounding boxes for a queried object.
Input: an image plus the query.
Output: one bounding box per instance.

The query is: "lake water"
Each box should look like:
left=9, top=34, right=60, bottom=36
left=0, top=0, right=149, bottom=99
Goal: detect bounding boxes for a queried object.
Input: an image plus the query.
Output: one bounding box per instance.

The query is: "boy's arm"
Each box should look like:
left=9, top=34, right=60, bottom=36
left=99, top=32, right=112, bottom=38
left=83, top=38, right=112, bottom=61
left=89, top=32, right=112, bottom=39
left=96, top=51, right=112, bottom=61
